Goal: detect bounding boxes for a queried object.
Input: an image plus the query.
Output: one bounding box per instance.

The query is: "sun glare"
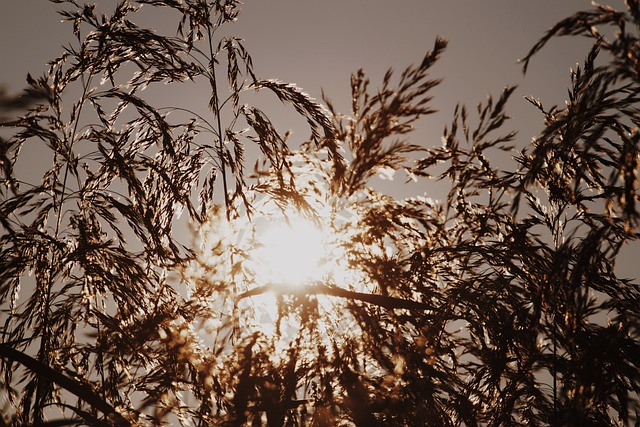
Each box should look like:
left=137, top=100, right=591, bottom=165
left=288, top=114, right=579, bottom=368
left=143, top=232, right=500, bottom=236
left=253, top=215, right=326, bottom=287
left=194, top=202, right=368, bottom=363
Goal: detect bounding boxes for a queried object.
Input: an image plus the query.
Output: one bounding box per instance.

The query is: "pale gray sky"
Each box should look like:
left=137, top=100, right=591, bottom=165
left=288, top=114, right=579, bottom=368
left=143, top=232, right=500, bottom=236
left=0, top=1, right=623, bottom=139
left=1, top=1, right=636, bottom=278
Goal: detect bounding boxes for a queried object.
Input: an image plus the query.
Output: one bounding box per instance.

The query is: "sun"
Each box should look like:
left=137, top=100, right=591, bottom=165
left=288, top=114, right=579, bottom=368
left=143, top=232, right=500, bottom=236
left=252, top=214, right=326, bottom=287
left=193, top=201, right=371, bottom=362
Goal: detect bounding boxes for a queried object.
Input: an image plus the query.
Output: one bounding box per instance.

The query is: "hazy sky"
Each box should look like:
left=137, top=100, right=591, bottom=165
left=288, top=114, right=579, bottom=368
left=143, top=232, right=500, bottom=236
left=0, top=1, right=628, bottom=174
left=0, top=1, right=626, bottom=139
left=1, top=1, right=635, bottom=277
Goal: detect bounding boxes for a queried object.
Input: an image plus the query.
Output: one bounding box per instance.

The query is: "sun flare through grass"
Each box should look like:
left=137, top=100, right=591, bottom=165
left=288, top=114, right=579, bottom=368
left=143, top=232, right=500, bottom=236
left=252, top=215, right=326, bottom=288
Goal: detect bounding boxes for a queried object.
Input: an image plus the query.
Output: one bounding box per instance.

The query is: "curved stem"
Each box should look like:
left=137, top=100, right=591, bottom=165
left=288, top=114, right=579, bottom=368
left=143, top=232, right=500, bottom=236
left=35, top=66, right=94, bottom=424
left=206, top=6, right=230, bottom=220
left=238, top=283, right=434, bottom=312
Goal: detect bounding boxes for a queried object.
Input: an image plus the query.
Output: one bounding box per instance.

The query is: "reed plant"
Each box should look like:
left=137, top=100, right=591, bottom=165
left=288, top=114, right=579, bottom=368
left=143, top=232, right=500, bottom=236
left=1, top=1, right=639, bottom=425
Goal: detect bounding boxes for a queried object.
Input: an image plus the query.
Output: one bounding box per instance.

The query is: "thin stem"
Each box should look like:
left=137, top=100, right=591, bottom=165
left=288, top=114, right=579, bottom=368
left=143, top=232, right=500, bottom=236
left=36, top=58, right=94, bottom=423
left=552, top=282, right=557, bottom=426
left=206, top=6, right=230, bottom=220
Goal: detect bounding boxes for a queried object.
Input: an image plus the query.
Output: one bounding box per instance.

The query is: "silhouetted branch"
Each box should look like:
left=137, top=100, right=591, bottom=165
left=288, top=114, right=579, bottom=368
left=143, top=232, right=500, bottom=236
left=238, top=282, right=432, bottom=312
left=0, top=344, right=130, bottom=426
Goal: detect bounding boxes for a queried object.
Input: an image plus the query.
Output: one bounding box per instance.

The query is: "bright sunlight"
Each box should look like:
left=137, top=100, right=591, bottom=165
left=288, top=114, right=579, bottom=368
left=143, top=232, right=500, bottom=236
left=252, top=215, right=326, bottom=287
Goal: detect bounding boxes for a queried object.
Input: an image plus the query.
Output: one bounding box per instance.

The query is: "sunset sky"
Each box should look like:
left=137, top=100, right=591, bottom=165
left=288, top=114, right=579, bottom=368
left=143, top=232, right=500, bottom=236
left=1, top=1, right=625, bottom=140
left=1, top=0, right=635, bottom=277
